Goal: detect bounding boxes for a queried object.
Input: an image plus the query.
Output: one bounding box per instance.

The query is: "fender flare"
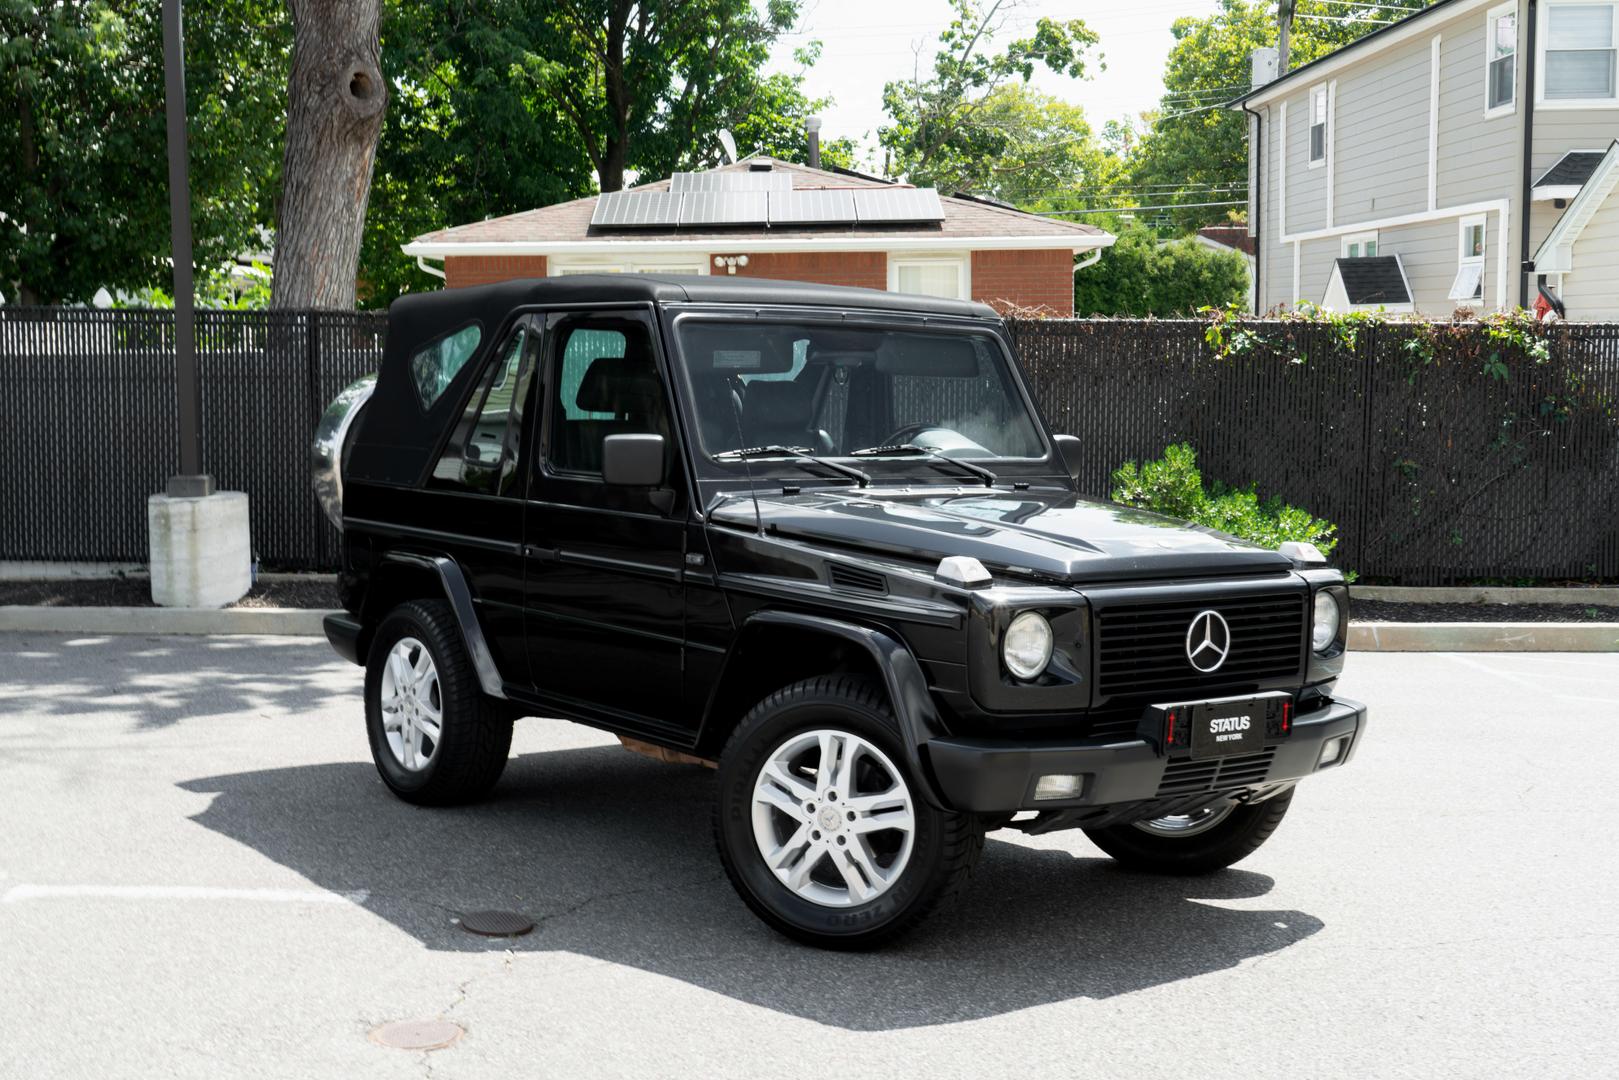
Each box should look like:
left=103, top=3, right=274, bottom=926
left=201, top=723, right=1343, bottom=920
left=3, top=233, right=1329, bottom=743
left=705, top=610, right=953, bottom=811
left=375, top=552, right=507, bottom=700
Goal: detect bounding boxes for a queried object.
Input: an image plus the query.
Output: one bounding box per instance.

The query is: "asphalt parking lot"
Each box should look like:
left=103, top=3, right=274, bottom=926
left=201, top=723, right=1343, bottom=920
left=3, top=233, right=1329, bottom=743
left=2, top=634, right=1615, bottom=1079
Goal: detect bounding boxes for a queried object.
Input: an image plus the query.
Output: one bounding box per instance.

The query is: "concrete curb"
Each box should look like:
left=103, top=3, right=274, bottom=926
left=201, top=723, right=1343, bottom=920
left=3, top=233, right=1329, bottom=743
left=0, top=606, right=332, bottom=637
left=1354, top=585, right=1619, bottom=605
left=1348, top=621, right=1619, bottom=652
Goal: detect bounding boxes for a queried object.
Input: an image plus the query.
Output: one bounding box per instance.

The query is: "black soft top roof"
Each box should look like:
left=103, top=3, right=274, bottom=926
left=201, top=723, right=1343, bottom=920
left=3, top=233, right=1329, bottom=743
left=350, top=275, right=1002, bottom=488
left=388, top=273, right=1002, bottom=325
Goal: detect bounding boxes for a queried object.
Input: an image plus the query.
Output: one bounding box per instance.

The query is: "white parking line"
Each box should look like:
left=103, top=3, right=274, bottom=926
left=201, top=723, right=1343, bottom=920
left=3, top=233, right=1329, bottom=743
left=0, top=884, right=368, bottom=905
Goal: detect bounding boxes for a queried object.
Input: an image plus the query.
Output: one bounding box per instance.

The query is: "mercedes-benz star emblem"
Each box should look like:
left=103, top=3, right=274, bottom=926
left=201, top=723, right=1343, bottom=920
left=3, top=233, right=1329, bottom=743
left=1185, top=610, right=1232, bottom=673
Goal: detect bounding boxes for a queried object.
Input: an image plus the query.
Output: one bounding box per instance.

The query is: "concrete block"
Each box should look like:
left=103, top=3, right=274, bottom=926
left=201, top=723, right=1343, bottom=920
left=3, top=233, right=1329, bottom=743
left=148, top=491, right=251, bottom=608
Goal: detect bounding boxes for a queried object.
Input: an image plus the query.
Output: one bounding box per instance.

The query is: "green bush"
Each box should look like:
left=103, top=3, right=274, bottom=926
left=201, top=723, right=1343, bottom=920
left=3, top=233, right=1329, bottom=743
left=1073, top=226, right=1249, bottom=317
left=1111, top=443, right=1339, bottom=557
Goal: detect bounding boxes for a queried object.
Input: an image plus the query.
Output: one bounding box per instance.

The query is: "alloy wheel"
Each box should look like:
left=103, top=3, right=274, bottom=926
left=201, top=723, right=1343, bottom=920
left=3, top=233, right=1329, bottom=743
left=1133, top=800, right=1238, bottom=838
left=379, top=637, right=441, bottom=772
left=750, top=729, right=916, bottom=908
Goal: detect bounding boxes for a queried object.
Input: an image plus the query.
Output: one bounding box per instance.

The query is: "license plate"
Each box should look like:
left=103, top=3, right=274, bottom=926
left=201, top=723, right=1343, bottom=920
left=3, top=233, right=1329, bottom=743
left=1189, top=698, right=1266, bottom=759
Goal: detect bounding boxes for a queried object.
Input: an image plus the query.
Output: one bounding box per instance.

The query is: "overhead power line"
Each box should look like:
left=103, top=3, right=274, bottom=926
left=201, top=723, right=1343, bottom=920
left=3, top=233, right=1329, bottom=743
left=1039, top=200, right=1248, bottom=215
left=1294, top=13, right=1398, bottom=25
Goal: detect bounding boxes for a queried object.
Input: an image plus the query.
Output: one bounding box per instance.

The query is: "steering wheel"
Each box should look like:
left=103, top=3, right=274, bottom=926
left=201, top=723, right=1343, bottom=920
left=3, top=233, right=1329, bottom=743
left=880, top=422, right=938, bottom=447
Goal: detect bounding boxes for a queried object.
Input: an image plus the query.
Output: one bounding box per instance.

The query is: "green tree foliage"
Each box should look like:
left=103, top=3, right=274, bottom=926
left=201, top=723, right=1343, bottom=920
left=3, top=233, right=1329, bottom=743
left=879, top=0, right=1100, bottom=192
left=360, top=2, right=600, bottom=306
left=509, top=0, right=800, bottom=193
left=1074, top=227, right=1248, bottom=317
left=361, top=2, right=829, bottom=303
left=1124, top=0, right=1434, bottom=233
left=905, top=83, right=1122, bottom=206
left=1112, top=442, right=1339, bottom=556
left=0, top=0, right=288, bottom=304
left=724, top=45, right=857, bottom=170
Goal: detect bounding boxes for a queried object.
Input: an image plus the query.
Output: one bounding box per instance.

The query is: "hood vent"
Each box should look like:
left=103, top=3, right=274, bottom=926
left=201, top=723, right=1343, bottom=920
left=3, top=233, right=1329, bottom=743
left=828, top=563, right=888, bottom=595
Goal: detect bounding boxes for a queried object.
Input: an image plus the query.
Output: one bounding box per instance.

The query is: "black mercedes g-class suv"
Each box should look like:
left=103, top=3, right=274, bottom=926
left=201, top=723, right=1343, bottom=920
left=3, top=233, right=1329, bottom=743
left=313, top=275, right=1365, bottom=949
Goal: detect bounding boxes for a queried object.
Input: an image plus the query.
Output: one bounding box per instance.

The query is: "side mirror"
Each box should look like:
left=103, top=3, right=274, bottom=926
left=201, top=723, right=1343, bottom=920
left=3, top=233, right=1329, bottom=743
left=1052, top=434, right=1084, bottom=482
left=602, top=433, right=666, bottom=487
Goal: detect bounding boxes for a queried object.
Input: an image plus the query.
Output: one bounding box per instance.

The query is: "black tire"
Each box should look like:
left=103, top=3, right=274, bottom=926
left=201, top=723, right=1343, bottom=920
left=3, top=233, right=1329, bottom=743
left=364, top=599, right=512, bottom=806
left=1082, top=788, right=1295, bottom=875
left=713, top=675, right=983, bottom=950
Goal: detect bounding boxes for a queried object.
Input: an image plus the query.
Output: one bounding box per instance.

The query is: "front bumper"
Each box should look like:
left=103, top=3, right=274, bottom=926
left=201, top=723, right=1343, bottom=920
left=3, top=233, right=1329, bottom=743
left=925, top=696, right=1366, bottom=815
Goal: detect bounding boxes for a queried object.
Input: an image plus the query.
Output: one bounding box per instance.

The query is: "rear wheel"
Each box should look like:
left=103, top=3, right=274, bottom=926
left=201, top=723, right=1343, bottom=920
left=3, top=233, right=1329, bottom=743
left=364, top=600, right=512, bottom=806
left=1082, top=788, right=1295, bottom=875
left=714, top=676, right=983, bottom=949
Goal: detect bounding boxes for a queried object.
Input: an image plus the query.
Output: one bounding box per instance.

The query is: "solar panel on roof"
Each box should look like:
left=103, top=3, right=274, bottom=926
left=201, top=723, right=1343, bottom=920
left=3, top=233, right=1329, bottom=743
left=670, top=171, right=793, bottom=193
left=853, top=188, right=945, bottom=223
left=767, top=189, right=856, bottom=225
left=591, top=190, right=682, bottom=228
left=677, top=190, right=769, bottom=225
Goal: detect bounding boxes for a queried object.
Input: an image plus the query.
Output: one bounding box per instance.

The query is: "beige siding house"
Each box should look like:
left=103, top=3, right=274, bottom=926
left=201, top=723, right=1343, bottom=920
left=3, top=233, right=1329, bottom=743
left=1237, top=0, right=1619, bottom=319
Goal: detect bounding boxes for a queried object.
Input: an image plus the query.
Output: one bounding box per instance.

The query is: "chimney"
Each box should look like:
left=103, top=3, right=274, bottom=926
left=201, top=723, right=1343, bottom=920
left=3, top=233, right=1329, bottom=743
left=805, top=115, right=822, bottom=170
left=1251, top=46, right=1279, bottom=90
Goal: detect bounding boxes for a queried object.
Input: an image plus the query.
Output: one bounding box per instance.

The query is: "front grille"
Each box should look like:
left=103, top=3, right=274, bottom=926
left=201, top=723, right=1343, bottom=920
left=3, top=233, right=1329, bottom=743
left=1156, top=749, right=1277, bottom=796
left=1095, top=590, right=1305, bottom=702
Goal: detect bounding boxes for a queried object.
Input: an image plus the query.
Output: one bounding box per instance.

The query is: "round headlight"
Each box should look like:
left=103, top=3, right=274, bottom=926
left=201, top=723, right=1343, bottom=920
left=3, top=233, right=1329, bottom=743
left=1003, top=611, right=1054, bottom=680
left=1312, top=592, right=1341, bottom=653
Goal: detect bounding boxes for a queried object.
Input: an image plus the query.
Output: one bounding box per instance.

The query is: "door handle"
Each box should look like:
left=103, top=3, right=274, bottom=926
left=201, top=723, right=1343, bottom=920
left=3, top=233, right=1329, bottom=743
left=523, top=544, right=558, bottom=562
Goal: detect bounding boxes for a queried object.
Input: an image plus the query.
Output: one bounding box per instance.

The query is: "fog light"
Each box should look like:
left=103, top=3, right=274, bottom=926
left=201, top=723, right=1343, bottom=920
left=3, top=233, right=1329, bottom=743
left=1033, top=774, right=1084, bottom=801
left=1318, top=736, right=1349, bottom=768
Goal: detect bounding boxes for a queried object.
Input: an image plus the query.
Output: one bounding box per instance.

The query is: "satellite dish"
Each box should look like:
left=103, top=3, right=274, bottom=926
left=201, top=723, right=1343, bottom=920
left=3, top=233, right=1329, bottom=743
left=717, top=129, right=738, bottom=164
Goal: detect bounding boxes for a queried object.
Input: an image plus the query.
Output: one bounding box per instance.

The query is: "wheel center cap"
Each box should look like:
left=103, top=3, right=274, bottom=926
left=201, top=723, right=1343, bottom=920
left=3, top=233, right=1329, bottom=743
left=817, top=806, right=842, bottom=832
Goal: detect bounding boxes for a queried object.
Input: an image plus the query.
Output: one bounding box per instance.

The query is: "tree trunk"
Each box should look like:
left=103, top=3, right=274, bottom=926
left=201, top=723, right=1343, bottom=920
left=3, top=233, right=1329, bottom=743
left=271, top=0, right=386, bottom=309
left=15, top=76, right=41, bottom=305
left=598, top=0, right=631, bottom=193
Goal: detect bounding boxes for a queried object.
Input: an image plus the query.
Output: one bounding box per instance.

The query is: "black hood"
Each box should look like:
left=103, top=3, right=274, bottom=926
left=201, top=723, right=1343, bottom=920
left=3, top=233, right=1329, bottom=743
left=710, top=488, right=1295, bottom=583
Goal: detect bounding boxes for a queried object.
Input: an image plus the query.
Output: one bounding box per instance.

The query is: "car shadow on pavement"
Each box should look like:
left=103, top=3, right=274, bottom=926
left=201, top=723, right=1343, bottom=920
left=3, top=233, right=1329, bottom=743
left=180, top=741, right=1324, bottom=1031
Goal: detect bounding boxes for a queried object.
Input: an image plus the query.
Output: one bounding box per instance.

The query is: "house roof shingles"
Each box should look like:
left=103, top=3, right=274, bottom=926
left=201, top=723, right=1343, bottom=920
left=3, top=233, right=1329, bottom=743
left=1534, top=150, right=1609, bottom=191
left=408, top=158, right=1105, bottom=248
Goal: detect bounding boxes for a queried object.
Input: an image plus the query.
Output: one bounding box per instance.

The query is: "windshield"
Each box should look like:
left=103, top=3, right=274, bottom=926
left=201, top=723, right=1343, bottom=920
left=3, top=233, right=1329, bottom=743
left=674, top=319, right=1048, bottom=477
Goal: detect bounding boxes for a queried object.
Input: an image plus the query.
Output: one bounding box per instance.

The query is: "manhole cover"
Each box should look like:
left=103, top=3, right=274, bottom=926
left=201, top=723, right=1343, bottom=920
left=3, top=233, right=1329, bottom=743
left=458, top=909, right=534, bottom=937
left=369, top=1019, right=464, bottom=1051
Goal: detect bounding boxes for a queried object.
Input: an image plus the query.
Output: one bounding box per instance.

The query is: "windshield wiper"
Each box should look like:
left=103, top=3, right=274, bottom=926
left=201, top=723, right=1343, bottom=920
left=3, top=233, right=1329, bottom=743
left=852, top=443, right=998, bottom=487
left=714, top=445, right=870, bottom=487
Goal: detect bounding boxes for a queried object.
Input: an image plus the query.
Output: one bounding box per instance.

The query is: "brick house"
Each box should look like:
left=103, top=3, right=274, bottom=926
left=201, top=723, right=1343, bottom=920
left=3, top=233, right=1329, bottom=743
left=402, top=158, right=1112, bottom=316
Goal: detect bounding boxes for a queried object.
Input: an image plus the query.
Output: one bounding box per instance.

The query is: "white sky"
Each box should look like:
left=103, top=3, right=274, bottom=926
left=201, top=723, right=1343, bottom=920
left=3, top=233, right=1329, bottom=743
left=768, top=0, right=1226, bottom=169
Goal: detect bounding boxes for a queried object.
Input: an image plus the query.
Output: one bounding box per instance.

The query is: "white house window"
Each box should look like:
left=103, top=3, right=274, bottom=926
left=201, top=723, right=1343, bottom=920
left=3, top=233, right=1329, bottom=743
left=1542, top=2, right=1618, bottom=103
left=549, top=260, right=707, bottom=276
left=1342, top=232, right=1379, bottom=258
left=1449, top=216, right=1487, bottom=302
left=1308, top=85, right=1328, bottom=166
left=1487, top=4, right=1518, bottom=113
left=891, top=258, right=966, bottom=299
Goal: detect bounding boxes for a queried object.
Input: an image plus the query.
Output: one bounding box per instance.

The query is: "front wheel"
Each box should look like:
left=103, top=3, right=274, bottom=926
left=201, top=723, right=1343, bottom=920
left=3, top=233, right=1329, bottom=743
left=1082, top=788, right=1295, bottom=875
left=713, top=676, right=983, bottom=949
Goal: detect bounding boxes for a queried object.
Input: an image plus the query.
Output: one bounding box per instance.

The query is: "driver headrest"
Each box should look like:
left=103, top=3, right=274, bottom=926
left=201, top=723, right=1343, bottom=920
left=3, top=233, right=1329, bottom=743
left=576, top=354, right=659, bottom=414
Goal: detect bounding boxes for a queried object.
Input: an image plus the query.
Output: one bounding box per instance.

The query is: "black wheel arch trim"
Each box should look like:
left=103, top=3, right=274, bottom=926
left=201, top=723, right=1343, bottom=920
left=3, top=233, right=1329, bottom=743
left=700, top=609, right=953, bottom=811
left=374, top=552, right=507, bottom=700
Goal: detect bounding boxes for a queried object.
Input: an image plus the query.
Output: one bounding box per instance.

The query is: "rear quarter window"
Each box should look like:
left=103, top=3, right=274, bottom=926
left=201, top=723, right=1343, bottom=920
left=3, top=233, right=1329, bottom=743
left=410, top=323, right=482, bottom=409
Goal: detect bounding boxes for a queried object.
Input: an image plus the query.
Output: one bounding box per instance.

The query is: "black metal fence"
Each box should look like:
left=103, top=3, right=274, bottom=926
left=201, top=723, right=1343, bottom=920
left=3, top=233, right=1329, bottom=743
left=2, top=308, right=1616, bottom=582
left=1008, top=318, right=1619, bottom=583
left=1, top=307, right=386, bottom=570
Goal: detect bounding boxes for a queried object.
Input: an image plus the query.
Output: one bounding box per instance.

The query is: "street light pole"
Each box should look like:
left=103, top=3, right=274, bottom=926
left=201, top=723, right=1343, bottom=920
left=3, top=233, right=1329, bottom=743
left=160, top=0, right=213, bottom=498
